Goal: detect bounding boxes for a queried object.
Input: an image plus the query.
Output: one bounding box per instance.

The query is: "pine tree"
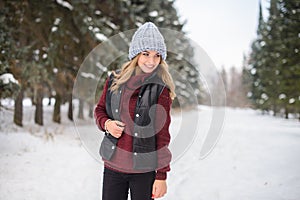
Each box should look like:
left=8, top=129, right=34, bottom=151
left=259, top=0, right=283, bottom=115
left=241, top=54, right=252, bottom=107
left=247, top=0, right=268, bottom=111
left=0, top=5, right=20, bottom=100
left=1, top=1, right=29, bottom=126
left=246, top=0, right=300, bottom=119
left=278, top=0, right=300, bottom=119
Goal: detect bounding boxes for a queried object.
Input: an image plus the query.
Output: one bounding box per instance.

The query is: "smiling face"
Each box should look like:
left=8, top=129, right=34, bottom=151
left=137, top=50, right=161, bottom=73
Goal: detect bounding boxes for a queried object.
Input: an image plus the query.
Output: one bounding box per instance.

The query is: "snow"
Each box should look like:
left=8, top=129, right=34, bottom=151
left=0, top=73, right=18, bottom=85
left=106, top=21, right=118, bottom=30
left=55, top=0, right=73, bottom=11
left=51, top=26, right=58, bottom=32
left=80, top=72, right=96, bottom=79
left=95, top=10, right=101, bottom=15
left=289, top=98, right=295, bottom=104
left=54, top=18, right=61, bottom=25
left=0, top=103, right=300, bottom=200
left=95, top=33, right=108, bottom=41
left=149, top=11, right=159, bottom=17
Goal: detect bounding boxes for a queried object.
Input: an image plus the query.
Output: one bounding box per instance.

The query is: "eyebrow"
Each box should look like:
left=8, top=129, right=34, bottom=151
left=142, top=51, right=160, bottom=55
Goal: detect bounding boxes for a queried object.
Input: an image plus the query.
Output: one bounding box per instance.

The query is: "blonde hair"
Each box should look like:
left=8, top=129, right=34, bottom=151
left=110, top=55, right=176, bottom=100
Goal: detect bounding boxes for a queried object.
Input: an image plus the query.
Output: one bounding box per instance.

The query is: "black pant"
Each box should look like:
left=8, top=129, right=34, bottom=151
left=102, top=167, right=155, bottom=200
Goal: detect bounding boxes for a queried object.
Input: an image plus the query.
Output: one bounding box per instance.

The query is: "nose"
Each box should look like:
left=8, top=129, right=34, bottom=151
left=146, top=56, right=155, bottom=65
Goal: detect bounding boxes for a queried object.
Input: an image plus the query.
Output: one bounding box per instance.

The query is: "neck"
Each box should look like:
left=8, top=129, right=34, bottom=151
left=134, top=67, right=144, bottom=75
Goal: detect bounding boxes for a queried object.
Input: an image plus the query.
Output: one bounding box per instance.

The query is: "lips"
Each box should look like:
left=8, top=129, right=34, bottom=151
left=139, top=64, right=157, bottom=73
left=144, top=65, right=155, bottom=69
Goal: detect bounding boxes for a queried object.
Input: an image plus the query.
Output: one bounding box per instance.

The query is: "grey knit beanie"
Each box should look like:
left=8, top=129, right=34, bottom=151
left=128, top=22, right=167, bottom=60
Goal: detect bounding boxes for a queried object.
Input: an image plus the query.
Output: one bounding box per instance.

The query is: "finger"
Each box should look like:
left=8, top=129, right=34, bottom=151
left=156, top=190, right=162, bottom=198
left=111, top=122, right=124, bottom=131
left=111, top=123, right=122, bottom=132
left=152, top=185, right=156, bottom=198
left=158, top=191, right=165, bottom=198
left=117, top=126, right=125, bottom=131
left=153, top=187, right=161, bottom=198
left=156, top=187, right=166, bottom=198
left=114, top=127, right=124, bottom=135
left=116, top=121, right=126, bottom=127
left=157, top=192, right=165, bottom=198
left=112, top=127, right=122, bottom=134
left=114, top=128, right=124, bottom=137
left=111, top=132, right=121, bottom=138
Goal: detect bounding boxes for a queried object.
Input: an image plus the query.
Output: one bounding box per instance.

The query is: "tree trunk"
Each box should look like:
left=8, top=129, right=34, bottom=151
left=78, top=99, right=84, bottom=119
left=68, top=94, right=73, bottom=121
left=48, top=96, right=52, bottom=106
left=53, top=94, right=61, bottom=123
left=285, top=107, right=289, bottom=119
left=14, top=87, right=24, bottom=127
left=88, top=103, right=93, bottom=118
left=35, top=87, right=43, bottom=125
left=273, top=104, right=277, bottom=116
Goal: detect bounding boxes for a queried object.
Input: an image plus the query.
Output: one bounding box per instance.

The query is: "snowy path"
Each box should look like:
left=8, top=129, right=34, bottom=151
left=0, top=108, right=300, bottom=200
left=167, top=109, right=300, bottom=200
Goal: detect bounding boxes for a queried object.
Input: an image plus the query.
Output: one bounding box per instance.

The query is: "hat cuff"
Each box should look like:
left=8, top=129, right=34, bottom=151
left=128, top=48, right=166, bottom=60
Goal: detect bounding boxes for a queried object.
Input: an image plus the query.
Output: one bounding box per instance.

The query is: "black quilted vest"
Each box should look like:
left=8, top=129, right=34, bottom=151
left=105, top=71, right=165, bottom=170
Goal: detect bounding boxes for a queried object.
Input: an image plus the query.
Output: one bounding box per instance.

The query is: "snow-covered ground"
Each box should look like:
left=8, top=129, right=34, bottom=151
left=0, top=101, right=300, bottom=200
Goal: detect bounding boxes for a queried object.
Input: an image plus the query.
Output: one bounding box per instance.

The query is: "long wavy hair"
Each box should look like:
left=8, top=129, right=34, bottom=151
left=110, top=55, right=176, bottom=100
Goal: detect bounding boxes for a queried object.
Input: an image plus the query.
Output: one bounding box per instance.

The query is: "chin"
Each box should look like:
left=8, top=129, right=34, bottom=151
left=141, top=67, right=157, bottom=74
left=143, top=70, right=153, bottom=73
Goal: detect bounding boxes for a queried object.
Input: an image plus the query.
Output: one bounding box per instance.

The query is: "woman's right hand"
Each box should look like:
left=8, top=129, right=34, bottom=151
left=105, top=120, right=125, bottom=138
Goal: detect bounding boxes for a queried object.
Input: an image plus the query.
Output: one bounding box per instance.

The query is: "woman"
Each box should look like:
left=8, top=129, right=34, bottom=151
left=94, top=22, right=175, bottom=200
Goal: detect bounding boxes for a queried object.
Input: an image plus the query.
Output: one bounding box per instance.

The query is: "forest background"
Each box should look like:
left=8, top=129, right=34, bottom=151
left=0, top=0, right=299, bottom=128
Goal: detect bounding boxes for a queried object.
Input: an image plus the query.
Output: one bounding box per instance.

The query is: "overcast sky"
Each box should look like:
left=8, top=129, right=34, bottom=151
left=174, top=0, right=269, bottom=71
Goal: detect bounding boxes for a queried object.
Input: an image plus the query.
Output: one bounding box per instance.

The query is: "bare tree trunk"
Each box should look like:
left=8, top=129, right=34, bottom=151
left=273, top=104, right=277, bottom=117
left=78, top=99, right=84, bottom=119
left=68, top=94, right=73, bottom=121
left=88, top=103, right=93, bottom=118
left=14, top=87, right=24, bottom=127
left=285, top=107, right=289, bottom=119
left=53, top=94, right=61, bottom=123
left=35, top=87, right=43, bottom=125
left=48, top=96, right=52, bottom=106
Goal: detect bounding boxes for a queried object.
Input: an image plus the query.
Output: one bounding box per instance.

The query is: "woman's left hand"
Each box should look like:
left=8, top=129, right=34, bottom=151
left=152, top=180, right=167, bottom=199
